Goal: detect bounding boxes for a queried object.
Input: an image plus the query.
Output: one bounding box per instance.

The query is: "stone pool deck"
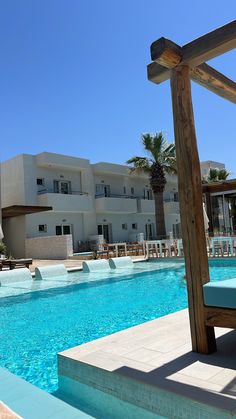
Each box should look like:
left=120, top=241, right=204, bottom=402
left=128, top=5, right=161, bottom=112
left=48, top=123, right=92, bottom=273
left=58, top=309, right=236, bottom=418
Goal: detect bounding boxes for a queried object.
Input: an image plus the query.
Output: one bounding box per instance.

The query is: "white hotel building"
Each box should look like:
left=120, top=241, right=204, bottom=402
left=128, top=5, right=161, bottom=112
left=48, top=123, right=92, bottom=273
left=0, top=152, right=180, bottom=258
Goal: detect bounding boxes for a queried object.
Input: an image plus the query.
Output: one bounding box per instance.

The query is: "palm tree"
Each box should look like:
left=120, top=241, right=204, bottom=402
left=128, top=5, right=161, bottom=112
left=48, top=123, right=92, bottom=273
left=218, top=169, right=230, bottom=181
left=203, top=168, right=230, bottom=183
left=127, top=132, right=176, bottom=239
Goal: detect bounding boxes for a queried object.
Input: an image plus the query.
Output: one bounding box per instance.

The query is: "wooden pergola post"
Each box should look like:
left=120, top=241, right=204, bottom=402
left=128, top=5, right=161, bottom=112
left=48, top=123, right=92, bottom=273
left=170, top=66, right=216, bottom=353
left=147, top=21, right=236, bottom=354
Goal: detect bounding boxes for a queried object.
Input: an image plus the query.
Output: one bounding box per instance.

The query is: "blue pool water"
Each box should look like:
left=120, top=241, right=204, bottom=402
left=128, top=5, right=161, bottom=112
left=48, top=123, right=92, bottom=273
left=1, top=259, right=236, bottom=393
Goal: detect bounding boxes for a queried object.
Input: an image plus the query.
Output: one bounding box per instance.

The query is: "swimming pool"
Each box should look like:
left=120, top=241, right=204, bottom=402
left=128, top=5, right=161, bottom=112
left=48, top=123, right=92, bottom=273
left=0, top=259, right=236, bottom=394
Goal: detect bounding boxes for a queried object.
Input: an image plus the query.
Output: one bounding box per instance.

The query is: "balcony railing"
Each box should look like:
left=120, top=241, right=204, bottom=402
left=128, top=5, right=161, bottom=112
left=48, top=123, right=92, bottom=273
left=95, top=192, right=179, bottom=202
left=95, top=193, right=137, bottom=199
left=164, top=197, right=179, bottom=202
left=38, top=189, right=89, bottom=196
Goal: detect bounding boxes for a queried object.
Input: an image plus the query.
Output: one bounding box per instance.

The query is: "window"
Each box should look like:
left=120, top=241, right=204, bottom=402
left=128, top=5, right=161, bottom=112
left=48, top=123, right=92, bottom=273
left=132, top=223, right=138, bottom=230
left=53, top=180, right=71, bottom=194
left=122, top=223, right=127, bottom=230
left=144, top=188, right=152, bottom=200
left=38, top=224, right=47, bottom=232
left=131, top=187, right=134, bottom=195
left=37, top=178, right=44, bottom=186
left=56, top=225, right=71, bottom=235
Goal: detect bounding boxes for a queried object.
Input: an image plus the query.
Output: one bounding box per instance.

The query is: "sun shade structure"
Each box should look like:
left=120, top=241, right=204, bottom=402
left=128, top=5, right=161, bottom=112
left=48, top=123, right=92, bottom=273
left=2, top=205, right=52, bottom=219
left=148, top=20, right=236, bottom=354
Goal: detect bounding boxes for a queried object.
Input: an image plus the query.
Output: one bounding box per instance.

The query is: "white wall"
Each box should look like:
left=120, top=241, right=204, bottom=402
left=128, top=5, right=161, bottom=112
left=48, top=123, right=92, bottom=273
left=2, top=216, right=26, bottom=258
left=25, top=212, right=91, bottom=251
left=23, top=154, right=85, bottom=205
left=1, top=155, right=25, bottom=207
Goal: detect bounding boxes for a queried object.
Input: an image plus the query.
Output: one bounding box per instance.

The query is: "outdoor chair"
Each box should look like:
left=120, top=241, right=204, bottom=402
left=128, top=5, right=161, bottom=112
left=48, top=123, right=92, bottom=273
left=127, top=244, right=136, bottom=256
left=2, top=259, right=33, bottom=270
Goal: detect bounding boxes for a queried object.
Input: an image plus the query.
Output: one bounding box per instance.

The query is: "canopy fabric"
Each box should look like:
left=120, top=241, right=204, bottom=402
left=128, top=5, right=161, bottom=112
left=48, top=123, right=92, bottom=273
left=0, top=224, right=4, bottom=240
left=203, top=203, right=209, bottom=231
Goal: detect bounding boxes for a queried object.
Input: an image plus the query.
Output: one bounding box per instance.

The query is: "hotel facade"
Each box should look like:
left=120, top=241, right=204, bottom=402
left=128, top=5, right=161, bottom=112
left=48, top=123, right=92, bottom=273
left=1, top=152, right=180, bottom=258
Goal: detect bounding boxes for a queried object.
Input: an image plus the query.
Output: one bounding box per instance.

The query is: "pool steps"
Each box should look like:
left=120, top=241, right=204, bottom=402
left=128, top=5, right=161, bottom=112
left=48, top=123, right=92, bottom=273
left=0, top=367, right=91, bottom=418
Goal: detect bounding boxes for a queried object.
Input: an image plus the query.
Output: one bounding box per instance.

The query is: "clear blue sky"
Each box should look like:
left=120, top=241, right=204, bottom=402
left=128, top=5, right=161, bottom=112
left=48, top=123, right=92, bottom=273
left=1, top=1, right=235, bottom=174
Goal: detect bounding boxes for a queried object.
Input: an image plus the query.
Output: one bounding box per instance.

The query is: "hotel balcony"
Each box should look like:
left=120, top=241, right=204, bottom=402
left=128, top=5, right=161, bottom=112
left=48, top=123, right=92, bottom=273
left=95, top=194, right=137, bottom=213
left=137, top=196, right=180, bottom=215
left=137, top=199, right=155, bottom=214
left=38, top=190, right=93, bottom=212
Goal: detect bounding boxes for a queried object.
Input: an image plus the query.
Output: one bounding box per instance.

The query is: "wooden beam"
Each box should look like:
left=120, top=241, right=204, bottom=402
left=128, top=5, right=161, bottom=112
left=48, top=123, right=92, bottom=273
left=151, top=21, right=236, bottom=69
left=191, top=63, right=236, bottom=104
left=205, top=306, right=236, bottom=328
left=182, top=20, right=236, bottom=67
left=147, top=61, right=236, bottom=104
left=170, top=65, right=216, bottom=354
left=151, top=37, right=182, bottom=68
left=202, top=179, right=236, bottom=193
left=147, top=62, right=170, bottom=84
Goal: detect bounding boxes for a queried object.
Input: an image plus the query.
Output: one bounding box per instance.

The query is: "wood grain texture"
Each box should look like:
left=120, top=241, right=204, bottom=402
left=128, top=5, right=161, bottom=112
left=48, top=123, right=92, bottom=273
left=191, top=63, right=236, bottom=104
left=151, top=37, right=182, bottom=68
left=170, top=66, right=216, bottom=354
left=182, top=20, right=236, bottom=67
left=151, top=21, right=236, bottom=68
left=147, top=61, right=236, bottom=104
left=205, top=306, right=236, bottom=328
left=147, top=62, right=171, bottom=84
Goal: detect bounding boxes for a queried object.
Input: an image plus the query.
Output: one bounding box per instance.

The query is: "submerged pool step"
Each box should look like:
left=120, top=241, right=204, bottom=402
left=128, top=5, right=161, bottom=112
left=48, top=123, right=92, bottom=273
left=0, top=367, right=92, bottom=419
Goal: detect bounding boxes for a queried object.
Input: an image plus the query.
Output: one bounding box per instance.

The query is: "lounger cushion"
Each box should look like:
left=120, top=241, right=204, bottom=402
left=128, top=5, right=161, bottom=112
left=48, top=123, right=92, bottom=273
left=203, top=278, right=236, bottom=308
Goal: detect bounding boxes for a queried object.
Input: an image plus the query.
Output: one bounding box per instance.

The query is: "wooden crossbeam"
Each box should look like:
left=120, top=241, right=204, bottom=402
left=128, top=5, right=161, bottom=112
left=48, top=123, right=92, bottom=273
left=148, top=62, right=236, bottom=104
left=151, top=20, right=236, bottom=68
left=182, top=20, right=236, bottom=67
left=191, top=63, right=236, bottom=103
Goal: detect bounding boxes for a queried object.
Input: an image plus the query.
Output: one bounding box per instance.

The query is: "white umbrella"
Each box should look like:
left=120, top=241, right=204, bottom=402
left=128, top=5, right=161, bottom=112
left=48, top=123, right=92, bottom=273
left=203, top=203, right=209, bottom=231
left=0, top=224, right=4, bottom=240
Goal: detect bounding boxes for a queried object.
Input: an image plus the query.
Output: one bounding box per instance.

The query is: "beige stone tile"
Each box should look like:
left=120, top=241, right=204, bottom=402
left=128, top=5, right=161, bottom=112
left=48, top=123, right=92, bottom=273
left=122, top=347, right=162, bottom=363
left=176, top=360, right=223, bottom=381
left=210, top=368, right=236, bottom=386
left=168, top=371, right=225, bottom=393
left=76, top=350, right=124, bottom=371
left=0, top=402, right=22, bottom=419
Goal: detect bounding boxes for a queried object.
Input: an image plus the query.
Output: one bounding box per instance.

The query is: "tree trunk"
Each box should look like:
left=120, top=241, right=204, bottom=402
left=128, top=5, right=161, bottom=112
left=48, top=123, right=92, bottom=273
left=154, top=191, right=166, bottom=238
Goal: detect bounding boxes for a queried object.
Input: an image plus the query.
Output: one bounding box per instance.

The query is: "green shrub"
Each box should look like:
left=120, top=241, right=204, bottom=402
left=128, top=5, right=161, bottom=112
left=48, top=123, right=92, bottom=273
left=0, top=242, right=7, bottom=255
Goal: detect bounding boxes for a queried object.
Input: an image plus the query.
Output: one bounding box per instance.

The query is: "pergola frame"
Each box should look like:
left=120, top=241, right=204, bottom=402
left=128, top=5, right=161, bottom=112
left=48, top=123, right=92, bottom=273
left=148, top=21, right=236, bottom=354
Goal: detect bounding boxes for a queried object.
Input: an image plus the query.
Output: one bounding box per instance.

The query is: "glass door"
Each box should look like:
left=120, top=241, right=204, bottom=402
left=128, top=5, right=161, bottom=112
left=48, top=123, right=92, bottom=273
left=56, top=225, right=72, bottom=235
left=144, top=189, right=152, bottom=200
left=54, top=180, right=71, bottom=194
left=145, top=223, right=154, bottom=239
left=95, top=184, right=111, bottom=197
left=97, top=224, right=112, bottom=242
